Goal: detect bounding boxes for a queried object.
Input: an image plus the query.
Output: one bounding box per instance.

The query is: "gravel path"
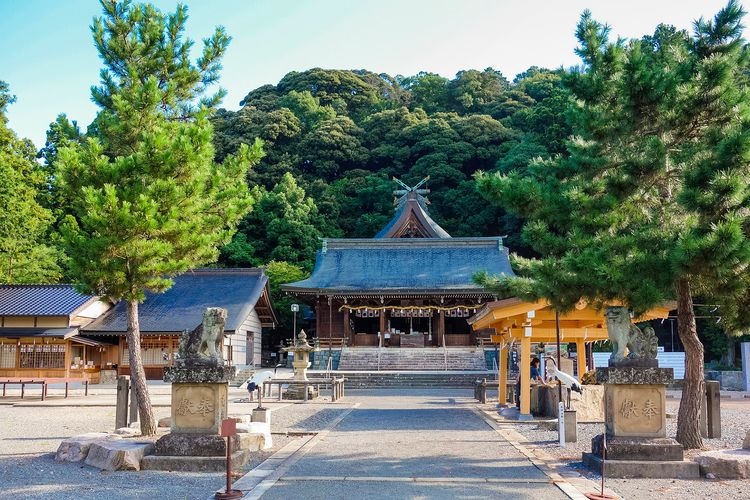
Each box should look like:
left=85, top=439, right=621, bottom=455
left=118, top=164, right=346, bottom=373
left=0, top=398, right=352, bottom=499
left=0, top=405, right=224, bottom=500
left=500, top=400, right=750, bottom=500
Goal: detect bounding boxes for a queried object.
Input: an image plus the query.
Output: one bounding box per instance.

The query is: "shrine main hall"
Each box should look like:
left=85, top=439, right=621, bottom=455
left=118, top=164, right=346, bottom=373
left=283, top=179, right=513, bottom=349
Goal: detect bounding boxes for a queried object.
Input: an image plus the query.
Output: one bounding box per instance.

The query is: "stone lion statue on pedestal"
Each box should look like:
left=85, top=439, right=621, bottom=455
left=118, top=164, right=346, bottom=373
left=176, top=307, right=227, bottom=367
left=605, top=306, right=658, bottom=365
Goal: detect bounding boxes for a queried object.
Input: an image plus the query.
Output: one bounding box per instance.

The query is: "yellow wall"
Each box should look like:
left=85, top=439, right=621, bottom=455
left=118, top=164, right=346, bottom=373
left=35, top=316, right=69, bottom=328
left=1, top=316, right=69, bottom=328
left=2, top=316, right=35, bottom=327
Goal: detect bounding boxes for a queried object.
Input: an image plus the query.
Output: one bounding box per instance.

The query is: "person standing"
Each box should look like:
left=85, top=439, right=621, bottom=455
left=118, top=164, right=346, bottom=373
left=515, top=357, right=545, bottom=408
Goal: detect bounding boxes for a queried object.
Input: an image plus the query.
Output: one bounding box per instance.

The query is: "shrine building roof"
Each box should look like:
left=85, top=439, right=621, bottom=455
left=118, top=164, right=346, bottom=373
left=282, top=237, right=514, bottom=296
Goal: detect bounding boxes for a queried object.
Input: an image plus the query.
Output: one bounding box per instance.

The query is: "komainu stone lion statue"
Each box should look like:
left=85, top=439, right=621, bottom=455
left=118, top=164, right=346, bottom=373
left=605, top=306, right=658, bottom=365
left=176, top=307, right=227, bottom=367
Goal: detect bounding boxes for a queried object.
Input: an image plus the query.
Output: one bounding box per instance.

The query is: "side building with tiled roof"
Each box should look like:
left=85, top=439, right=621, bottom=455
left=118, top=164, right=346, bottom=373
left=83, top=268, right=277, bottom=379
left=0, top=285, right=113, bottom=381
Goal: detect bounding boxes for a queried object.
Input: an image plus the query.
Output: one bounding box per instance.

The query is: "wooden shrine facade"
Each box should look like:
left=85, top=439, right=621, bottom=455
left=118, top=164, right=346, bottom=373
left=311, top=293, right=496, bottom=347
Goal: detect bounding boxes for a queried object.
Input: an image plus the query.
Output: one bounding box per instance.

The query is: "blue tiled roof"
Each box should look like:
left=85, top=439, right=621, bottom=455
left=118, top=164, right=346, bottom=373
left=283, top=238, right=513, bottom=294
left=0, top=285, right=95, bottom=316
left=83, top=269, right=270, bottom=334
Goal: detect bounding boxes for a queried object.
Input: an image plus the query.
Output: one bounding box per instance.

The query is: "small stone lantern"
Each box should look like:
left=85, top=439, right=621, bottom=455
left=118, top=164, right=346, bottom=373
left=281, top=329, right=320, bottom=399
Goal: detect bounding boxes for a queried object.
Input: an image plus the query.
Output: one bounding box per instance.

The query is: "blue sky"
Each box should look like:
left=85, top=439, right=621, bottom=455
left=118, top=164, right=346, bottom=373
left=0, top=0, right=741, bottom=148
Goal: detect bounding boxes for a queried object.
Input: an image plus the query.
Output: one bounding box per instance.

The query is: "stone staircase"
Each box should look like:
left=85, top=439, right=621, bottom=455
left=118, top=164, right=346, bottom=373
left=337, top=347, right=488, bottom=371
left=229, top=366, right=256, bottom=387
left=309, top=370, right=493, bottom=388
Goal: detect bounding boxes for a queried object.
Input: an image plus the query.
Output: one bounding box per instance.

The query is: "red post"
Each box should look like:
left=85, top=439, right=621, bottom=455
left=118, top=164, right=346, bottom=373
left=215, top=418, right=242, bottom=500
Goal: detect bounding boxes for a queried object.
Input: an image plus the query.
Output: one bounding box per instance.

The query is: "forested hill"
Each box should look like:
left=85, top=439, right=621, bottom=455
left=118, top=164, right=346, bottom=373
left=211, top=67, right=572, bottom=272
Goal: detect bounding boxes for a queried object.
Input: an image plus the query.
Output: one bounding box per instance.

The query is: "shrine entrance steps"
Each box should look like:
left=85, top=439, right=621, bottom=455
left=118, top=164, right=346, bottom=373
left=337, top=347, right=488, bottom=371
left=308, top=370, right=493, bottom=388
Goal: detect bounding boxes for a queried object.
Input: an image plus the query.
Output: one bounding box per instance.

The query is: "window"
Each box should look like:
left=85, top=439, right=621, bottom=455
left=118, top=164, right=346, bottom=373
left=19, top=343, right=65, bottom=369
left=0, top=343, right=16, bottom=368
left=121, top=338, right=174, bottom=366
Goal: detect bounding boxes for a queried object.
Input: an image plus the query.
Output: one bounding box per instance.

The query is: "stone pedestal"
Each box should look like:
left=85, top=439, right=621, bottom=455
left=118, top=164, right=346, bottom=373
left=583, top=366, right=699, bottom=478
left=146, top=364, right=248, bottom=471
left=251, top=407, right=272, bottom=424
left=170, top=383, right=227, bottom=435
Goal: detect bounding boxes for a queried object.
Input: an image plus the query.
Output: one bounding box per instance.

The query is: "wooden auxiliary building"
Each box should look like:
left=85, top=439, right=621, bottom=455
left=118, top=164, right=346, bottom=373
left=0, top=285, right=113, bottom=382
left=83, top=268, right=277, bottom=379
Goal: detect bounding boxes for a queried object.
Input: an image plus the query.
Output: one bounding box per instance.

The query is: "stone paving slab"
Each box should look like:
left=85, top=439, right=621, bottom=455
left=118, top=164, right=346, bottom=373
left=248, top=393, right=570, bottom=499
left=259, top=479, right=568, bottom=499
left=280, top=408, right=549, bottom=481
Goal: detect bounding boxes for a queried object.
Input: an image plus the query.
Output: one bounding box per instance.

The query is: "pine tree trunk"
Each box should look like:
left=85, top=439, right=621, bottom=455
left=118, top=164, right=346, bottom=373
left=126, top=300, right=157, bottom=436
left=722, top=336, right=735, bottom=367
left=675, top=277, right=704, bottom=449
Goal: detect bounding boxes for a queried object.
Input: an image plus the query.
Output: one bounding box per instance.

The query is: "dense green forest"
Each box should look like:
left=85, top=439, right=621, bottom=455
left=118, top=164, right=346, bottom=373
left=209, top=66, right=571, bottom=271
left=2, top=20, right=747, bottom=368
left=1, top=62, right=746, bottom=364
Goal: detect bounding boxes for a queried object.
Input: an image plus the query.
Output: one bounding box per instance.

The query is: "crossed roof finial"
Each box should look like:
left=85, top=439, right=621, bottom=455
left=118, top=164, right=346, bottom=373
left=393, top=176, right=430, bottom=208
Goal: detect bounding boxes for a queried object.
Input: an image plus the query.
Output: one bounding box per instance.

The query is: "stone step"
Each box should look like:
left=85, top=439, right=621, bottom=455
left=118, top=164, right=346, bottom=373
left=309, top=371, right=492, bottom=388
left=229, top=367, right=256, bottom=387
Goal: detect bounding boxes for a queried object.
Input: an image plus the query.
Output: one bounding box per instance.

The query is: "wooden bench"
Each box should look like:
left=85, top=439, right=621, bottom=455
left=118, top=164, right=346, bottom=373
left=0, top=377, right=89, bottom=401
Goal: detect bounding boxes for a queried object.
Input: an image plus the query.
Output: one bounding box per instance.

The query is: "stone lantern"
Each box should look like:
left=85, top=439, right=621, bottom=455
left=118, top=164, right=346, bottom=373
left=281, top=329, right=319, bottom=399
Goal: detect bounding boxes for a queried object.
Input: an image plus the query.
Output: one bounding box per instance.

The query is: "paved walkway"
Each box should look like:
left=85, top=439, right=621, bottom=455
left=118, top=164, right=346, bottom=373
left=252, top=391, right=569, bottom=499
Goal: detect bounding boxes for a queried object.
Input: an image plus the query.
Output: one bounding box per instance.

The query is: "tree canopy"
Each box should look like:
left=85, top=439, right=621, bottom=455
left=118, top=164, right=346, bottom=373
left=0, top=82, right=61, bottom=283
left=475, top=1, right=750, bottom=448
left=212, top=66, right=565, bottom=264
left=56, top=0, right=262, bottom=435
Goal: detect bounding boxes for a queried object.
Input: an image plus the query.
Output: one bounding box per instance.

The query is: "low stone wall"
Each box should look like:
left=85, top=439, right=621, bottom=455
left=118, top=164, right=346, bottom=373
left=530, top=385, right=604, bottom=422
left=573, top=385, right=605, bottom=422
left=705, top=370, right=744, bottom=391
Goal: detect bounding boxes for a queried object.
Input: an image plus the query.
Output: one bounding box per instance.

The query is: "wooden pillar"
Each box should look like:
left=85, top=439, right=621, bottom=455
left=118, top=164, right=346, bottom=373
left=498, top=344, right=508, bottom=405
left=64, top=342, right=71, bottom=378
left=520, top=334, right=531, bottom=418
left=343, top=307, right=353, bottom=345
left=438, top=311, right=446, bottom=347
left=118, top=337, right=124, bottom=375
left=169, top=337, right=174, bottom=366
left=576, top=339, right=586, bottom=379
left=315, top=297, right=322, bottom=340
left=379, top=310, right=386, bottom=335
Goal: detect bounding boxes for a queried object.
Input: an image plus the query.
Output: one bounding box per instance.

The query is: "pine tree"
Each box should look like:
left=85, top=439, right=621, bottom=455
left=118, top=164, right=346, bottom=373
left=476, top=1, right=750, bottom=449
left=58, top=0, right=263, bottom=435
left=0, top=82, right=61, bottom=283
